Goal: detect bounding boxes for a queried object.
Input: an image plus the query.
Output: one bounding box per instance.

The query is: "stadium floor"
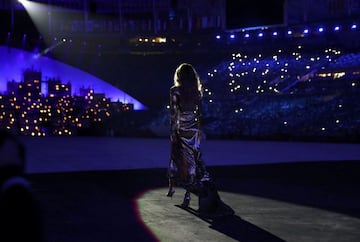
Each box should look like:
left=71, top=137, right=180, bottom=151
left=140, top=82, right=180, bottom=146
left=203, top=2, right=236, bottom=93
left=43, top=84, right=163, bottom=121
left=22, top=137, right=360, bottom=242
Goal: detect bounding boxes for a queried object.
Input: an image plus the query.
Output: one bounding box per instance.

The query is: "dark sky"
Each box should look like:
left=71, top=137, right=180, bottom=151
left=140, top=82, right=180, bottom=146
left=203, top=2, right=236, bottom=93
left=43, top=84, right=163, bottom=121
left=226, top=0, right=284, bottom=29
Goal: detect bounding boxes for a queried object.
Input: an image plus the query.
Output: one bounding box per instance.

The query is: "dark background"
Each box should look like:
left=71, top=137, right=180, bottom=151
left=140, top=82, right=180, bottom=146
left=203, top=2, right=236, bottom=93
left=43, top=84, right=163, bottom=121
left=226, top=0, right=285, bottom=29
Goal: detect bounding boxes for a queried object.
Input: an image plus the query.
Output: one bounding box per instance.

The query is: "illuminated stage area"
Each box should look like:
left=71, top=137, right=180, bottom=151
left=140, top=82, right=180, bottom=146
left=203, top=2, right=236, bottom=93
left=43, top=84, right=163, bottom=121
left=136, top=188, right=360, bottom=242
left=0, top=46, right=146, bottom=110
left=23, top=137, right=360, bottom=241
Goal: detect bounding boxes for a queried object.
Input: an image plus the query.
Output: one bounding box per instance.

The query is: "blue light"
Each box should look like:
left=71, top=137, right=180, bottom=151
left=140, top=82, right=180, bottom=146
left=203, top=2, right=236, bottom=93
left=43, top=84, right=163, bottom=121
left=258, top=32, right=263, bottom=37
left=230, top=34, right=235, bottom=39
left=215, top=35, right=221, bottom=40
left=244, top=33, right=250, bottom=38
left=272, top=31, right=278, bottom=36
left=287, top=30, right=293, bottom=35
left=303, top=29, right=309, bottom=34
left=318, top=27, right=324, bottom=33
left=351, top=24, right=357, bottom=29
left=0, top=46, right=147, bottom=110
left=334, top=26, right=340, bottom=31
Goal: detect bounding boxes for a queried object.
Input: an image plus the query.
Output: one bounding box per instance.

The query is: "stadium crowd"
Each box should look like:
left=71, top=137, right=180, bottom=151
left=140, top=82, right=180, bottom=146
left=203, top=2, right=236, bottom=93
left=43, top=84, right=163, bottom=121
left=1, top=15, right=359, bottom=142
left=150, top=30, right=360, bottom=142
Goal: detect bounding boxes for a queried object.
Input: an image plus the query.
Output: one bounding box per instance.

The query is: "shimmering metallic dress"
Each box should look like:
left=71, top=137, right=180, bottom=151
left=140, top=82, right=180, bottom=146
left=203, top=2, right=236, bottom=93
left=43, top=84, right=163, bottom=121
left=167, top=87, right=234, bottom=216
left=168, top=87, right=210, bottom=192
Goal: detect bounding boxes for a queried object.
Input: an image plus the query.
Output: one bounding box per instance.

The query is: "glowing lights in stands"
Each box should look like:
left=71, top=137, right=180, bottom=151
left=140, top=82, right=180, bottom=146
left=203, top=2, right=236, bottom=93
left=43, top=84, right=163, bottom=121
left=206, top=45, right=359, bottom=102
left=200, top=45, right=359, bottom=139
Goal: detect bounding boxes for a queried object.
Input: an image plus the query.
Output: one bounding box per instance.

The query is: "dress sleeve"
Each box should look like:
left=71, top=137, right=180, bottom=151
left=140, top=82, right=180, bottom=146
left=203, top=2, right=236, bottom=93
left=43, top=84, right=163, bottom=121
left=170, top=88, right=179, bottom=136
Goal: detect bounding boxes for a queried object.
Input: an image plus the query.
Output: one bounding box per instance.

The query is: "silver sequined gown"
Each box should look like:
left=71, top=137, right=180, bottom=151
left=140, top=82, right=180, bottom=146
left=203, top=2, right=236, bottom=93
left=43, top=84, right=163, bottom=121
left=168, top=86, right=210, bottom=191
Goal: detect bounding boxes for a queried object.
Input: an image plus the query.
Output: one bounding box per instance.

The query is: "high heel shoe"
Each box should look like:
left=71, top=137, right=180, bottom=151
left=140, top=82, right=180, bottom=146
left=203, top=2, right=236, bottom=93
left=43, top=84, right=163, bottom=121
left=166, top=178, right=175, bottom=198
left=166, top=188, right=175, bottom=198
left=181, top=191, right=191, bottom=208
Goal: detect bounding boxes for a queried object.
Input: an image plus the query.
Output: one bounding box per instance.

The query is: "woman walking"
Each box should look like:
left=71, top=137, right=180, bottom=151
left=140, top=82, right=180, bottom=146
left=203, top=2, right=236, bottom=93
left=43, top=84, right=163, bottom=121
left=166, top=63, right=233, bottom=216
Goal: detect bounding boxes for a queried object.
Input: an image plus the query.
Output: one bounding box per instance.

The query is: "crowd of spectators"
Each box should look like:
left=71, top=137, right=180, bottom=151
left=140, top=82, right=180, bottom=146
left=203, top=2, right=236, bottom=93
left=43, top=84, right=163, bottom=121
left=149, top=41, right=360, bottom=143
left=2, top=17, right=359, bottom=141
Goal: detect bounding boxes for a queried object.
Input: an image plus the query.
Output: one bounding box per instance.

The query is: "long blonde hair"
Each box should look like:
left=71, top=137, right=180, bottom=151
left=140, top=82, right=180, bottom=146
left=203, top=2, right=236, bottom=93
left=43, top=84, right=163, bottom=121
left=173, top=63, right=203, bottom=97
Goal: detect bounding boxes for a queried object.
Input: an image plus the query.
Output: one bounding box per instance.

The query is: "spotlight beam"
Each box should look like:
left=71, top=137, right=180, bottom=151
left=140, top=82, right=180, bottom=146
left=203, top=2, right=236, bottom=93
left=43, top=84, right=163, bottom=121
left=34, top=39, right=66, bottom=58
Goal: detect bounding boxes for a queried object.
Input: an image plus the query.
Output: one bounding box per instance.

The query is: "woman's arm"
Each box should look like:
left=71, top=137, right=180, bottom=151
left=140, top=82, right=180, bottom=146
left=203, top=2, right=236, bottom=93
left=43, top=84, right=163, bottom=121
left=170, top=88, right=179, bottom=142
